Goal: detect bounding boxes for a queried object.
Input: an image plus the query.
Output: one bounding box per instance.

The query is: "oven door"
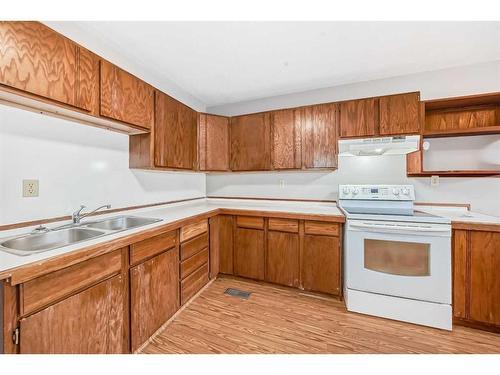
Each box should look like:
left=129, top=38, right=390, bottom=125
left=345, top=219, right=451, bottom=304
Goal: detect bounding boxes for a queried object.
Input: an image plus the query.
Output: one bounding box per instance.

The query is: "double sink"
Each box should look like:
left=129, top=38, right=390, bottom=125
left=0, top=216, right=162, bottom=256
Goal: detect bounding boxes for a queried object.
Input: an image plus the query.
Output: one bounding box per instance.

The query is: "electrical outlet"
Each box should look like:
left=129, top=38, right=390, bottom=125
left=430, top=175, right=440, bottom=187
left=279, top=179, right=286, bottom=188
left=23, top=179, right=39, bottom=197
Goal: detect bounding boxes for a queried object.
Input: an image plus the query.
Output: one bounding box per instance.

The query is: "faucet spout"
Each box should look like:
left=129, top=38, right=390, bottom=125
left=72, top=204, right=111, bottom=224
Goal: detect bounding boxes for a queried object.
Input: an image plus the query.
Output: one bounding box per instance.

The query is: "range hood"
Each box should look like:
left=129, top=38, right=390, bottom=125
left=338, top=135, right=420, bottom=156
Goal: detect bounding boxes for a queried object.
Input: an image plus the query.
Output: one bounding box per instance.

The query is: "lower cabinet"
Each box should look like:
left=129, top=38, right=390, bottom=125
left=302, top=234, right=341, bottom=295
left=453, top=229, right=500, bottom=330
left=234, top=227, right=265, bottom=280
left=19, top=275, right=125, bottom=354
left=130, top=248, right=179, bottom=351
left=266, top=219, right=300, bottom=288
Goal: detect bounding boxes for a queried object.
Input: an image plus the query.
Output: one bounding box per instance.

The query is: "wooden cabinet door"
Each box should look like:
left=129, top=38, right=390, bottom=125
left=199, top=114, right=230, bottom=171
left=0, top=22, right=78, bottom=107
left=76, top=46, right=100, bottom=115
left=130, top=248, right=179, bottom=351
left=100, top=60, right=154, bottom=129
left=379, top=92, right=420, bottom=135
left=301, top=234, right=340, bottom=295
left=234, top=227, right=265, bottom=280
left=271, top=109, right=302, bottom=169
left=339, top=98, right=378, bottom=138
left=230, top=113, right=271, bottom=171
left=155, top=91, right=197, bottom=169
left=470, top=231, right=500, bottom=326
left=302, top=103, right=338, bottom=169
left=267, top=231, right=300, bottom=287
left=19, top=275, right=125, bottom=354
left=218, top=215, right=234, bottom=275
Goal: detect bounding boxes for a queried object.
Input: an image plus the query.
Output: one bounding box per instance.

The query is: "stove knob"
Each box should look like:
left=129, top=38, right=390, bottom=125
left=343, top=187, right=350, bottom=195
left=402, top=188, right=410, bottom=195
left=392, top=188, right=400, bottom=196
left=352, top=188, right=359, bottom=195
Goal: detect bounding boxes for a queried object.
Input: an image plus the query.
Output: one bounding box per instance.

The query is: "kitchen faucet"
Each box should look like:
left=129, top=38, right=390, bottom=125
left=72, top=204, right=111, bottom=224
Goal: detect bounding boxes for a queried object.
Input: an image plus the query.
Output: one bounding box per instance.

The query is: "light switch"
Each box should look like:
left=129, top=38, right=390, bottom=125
left=23, top=179, right=39, bottom=197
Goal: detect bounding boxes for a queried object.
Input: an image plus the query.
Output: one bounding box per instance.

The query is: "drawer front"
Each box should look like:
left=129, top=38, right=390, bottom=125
left=236, top=216, right=264, bottom=229
left=268, top=218, right=299, bottom=233
left=304, top=221, right=340, bottom=236
left=181, top=247, right=209, bottom=279
left=180, top=232, right=209, bottom=261
left=130, top=230, right=177, bottom=265
left=180, top=219, right=208, bottom=242
left=181, top=263, right=209, bottom=305
left=22, top=250, right=123, bottom=315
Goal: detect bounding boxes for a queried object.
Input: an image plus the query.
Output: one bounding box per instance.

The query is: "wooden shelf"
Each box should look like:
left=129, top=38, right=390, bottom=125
left=408, top=170, right=500, bottom=178
left=423, top=125, right=500, bottom=138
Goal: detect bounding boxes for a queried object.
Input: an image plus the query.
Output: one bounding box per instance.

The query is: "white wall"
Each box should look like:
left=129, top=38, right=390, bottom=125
left=206, top=61, right=500, bottom=216
left=0, top=105, right=206, bottom=225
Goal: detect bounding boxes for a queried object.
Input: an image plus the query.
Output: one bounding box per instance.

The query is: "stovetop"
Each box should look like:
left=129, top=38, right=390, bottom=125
left=339, top=206, right=451, bottom=224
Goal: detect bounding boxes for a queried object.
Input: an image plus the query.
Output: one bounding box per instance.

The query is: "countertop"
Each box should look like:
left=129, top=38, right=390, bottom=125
left=0, top=198, right=343, bottom=278
left=416, top=205, right=500, bottom=226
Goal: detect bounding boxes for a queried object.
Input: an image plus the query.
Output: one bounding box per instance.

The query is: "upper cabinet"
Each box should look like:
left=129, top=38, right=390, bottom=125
left=100, top=60, right=154, bottom=130
left=154, top=91, right=198, bottom=169
left=301, top=103, right=338, bottom=169
left=339, top=98, right=378, bottom=138
left=0, top=22, right=98, bottom=113
left=198, top=113, right=230, bottom=171
left=339, top=92, right=421, bottom=138
left=379, top=92, right=420, bottom=135
left=271, top=109, right=302, bottom=170
left=230, top=113, right=272, bottom=171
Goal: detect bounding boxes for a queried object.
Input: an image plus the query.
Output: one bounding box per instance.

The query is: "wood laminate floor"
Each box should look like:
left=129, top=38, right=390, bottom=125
left=140, top=277, right=500, bottom=354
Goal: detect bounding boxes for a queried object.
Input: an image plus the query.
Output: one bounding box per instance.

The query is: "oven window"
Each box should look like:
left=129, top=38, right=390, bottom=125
left=364, top=239, right=430, bottom=276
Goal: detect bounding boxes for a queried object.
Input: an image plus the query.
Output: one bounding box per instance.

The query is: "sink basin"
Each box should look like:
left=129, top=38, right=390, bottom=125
left=0, top=228, right=106, bottom=255
left=85, top=216, right=161, bottom=231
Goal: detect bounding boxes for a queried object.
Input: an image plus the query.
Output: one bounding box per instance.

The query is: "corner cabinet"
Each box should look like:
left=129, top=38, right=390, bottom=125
left=230, top=113, right=272, bottom=171
left=198, top=113, right=230, bottom=171
left=100, top=60, right=154, bottom=130
left=154, top=91, right=198, bottom=169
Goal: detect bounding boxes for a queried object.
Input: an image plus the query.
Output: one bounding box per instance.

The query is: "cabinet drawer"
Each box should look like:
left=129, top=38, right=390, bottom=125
left=130, top=230, right=177, bottom=265
left=181, top=247, right=209, bottom=279
left=236, top=216, right=264, bottom=229
left=180, top=232, right=208, bottom=261
left=180, top=219, right=208, bottom=242
left=304, top=221, right=340, bottom=236
left=22, top=250, right=123, bottom=315
left=181, top=263, right=209, bottom=305
left=268, top=218, right=299, bottom=233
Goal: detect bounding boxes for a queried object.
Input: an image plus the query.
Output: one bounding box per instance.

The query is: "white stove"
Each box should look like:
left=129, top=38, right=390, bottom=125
left=339, top=184, right=452, bottom=330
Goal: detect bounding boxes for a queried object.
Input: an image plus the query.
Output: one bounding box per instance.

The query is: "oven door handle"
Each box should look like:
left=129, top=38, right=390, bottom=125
left=348, top=222, right=451, bottom=234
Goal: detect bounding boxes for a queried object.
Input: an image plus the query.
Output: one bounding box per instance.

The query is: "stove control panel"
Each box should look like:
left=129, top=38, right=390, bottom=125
left=339, top=184, right=415, bottom=201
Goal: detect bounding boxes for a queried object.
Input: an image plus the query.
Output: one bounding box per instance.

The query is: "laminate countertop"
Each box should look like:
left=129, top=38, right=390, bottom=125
left=416, top=205, right=500, bottom=228
left=0, top=198, right=344, bottom=279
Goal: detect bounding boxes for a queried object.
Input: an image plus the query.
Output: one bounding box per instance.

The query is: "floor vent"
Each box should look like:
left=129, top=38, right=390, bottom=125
left=224, top=288, right=251, bottom=299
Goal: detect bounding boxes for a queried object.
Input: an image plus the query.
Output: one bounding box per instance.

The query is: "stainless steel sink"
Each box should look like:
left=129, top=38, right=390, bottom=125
left=0, top=228, right=106, bottom=256
left=84, top=216, right=161, bottom=231
left=0, top=215, right=162, bottom=256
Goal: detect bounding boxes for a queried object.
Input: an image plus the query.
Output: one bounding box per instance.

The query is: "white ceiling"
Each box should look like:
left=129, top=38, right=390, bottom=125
left=49, top=22, right=500, bottom=107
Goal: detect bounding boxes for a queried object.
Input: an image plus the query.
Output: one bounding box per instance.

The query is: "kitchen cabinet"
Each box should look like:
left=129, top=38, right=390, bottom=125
left=218, top=215, right=235, bottom=275
left=266, top=219, right=300, bottom=287
left=19, top=275, right=125, bottom=354
left=230, top=112, right=272, bottom=171
left=100, top=60, right=154, bottom=129
left=301, top=221, right=341, bottom=295
left=271, top=109, right=302, bottom=169
left=301, top=103, right=338, bottom=169
left=339, top=98, right=378, bottom=138
left=179, top=220, right=209, bottom=304
left=130, top=248, right=179, bottom=351
left=453, top=229, right=500, bottom=330
left=0, top=22, right=99, bottom=113
left=155, top=91, right=198, bottom=169
left=379, top=92, right=420, bottom=135
left=199, top=113, right=230, bottom=171
left=234, top=220, right=265, bottom=280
